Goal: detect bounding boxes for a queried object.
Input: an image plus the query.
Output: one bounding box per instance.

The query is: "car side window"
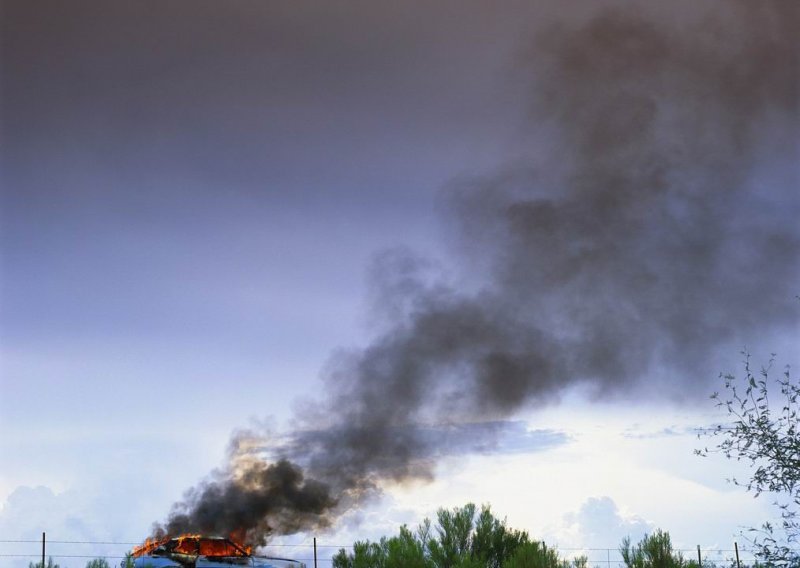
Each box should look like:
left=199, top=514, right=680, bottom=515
left=172, top=538, right=199, bottom=555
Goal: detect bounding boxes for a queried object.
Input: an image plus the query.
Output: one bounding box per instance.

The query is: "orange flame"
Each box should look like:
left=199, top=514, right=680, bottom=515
left=132, top=534, right=252, bottom=558
left=228, top=530, right=252, bottom=555
left=131, top=536, right=170, bottom=558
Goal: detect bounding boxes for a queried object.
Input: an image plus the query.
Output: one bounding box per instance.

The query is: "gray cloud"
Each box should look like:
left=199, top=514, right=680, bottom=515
left=558, top=496, right=654, bottom=551
left=2, top=0, right=520, bottom=198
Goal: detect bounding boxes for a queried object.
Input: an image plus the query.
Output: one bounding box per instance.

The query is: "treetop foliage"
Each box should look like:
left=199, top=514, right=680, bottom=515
left=619, top=529, right=699, bottom=568
left=332, top=502, right=585, bottom=568
left=333, top=503, right=763, bottom=568
left=698, top=353, right=799, bottom=566
left=28, top=558, right=60, bottom=568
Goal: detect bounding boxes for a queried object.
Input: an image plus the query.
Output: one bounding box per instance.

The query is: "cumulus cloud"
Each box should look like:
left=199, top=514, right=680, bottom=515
left=551, top=496, right=653, bottom=552
left=0, top=486, right=92, bottom=540
left=0, top=478, right=183, bottom=568
left=0, top=486, right=116, bottom=568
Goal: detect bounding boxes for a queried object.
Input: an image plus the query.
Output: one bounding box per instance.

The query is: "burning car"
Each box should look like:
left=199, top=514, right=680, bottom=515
left=132, top=535, right=305, bottom=568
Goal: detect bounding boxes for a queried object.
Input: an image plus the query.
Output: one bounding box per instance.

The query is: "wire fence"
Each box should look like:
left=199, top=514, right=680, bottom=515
left=0, top=536, right=773, bottom=567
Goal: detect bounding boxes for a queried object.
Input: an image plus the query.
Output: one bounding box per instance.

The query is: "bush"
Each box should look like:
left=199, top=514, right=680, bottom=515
left=502, top=541, right=564, bottom=568
left=332, top=503, right=594, bottom=568
left=620, top=530, right=698, bottom=568
left=333, top=503, right=532, bottom=568
left=29, top=558, right=60, bottom=568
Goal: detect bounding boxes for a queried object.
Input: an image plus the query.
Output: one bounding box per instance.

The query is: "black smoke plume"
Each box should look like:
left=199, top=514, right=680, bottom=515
left=152, top=449, right=336, bottom=546
left=152, top=2, right=799, bottom=546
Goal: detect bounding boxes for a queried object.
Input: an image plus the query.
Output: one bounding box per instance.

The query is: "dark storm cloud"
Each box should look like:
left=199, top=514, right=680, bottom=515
left=1, top=0, right=517, bottom=194
left=2, top=0, right=521, bottom=346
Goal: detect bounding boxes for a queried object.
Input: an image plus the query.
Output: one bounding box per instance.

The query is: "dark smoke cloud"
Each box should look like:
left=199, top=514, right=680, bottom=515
left=153, top=422, right=567, bottom=543
left=154, top=1, right=799, bottom=545
left=154, top=454, right=336, bottom=546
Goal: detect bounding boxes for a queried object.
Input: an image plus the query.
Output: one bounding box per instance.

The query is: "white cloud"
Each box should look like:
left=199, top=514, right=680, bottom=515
left=548, top=496, right=653, bottom=553
left=0, top=405, right=776, bottom=568
left=0, top=433, right=234, bottom=568
left=0, top=486, right=123, bottom=568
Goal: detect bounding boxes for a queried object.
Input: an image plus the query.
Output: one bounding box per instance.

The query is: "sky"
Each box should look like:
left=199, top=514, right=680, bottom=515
left=1, top=1, right=798, bottom=567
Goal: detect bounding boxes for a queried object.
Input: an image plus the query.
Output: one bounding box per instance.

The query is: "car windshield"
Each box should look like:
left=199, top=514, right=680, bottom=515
left=198, top=539, right=248, bottom=557
left=164, top=538, right=248, bottom=558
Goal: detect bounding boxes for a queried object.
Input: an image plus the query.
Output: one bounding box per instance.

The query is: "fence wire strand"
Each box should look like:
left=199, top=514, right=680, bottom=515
left=0, top=537, right=780, bottom=567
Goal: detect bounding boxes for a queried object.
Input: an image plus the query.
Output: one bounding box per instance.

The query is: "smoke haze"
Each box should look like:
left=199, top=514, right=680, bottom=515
left=151, top=1, right=799, bottom=545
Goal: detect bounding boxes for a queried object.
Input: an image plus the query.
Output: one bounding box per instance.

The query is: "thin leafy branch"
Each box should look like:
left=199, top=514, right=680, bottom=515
left=698, top=352, right=799, bottom=566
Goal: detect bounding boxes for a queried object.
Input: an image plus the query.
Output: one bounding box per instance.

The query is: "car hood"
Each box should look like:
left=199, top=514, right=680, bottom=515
left=134, top=555, right=304, bottom=568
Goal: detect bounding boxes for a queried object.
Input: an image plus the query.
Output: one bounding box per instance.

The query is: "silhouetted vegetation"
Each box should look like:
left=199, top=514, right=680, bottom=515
left=332, top=503, right=583, bottom=568
left=699, top=353, right=799, bottom=566
left=333, top=504, right=765, bottom=568
left=620, top=530, right=698, bottom=568
left=28, top=558, right=60, bottom=568
left=119, top=552, right=135, bottom=568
